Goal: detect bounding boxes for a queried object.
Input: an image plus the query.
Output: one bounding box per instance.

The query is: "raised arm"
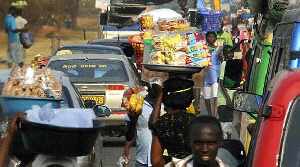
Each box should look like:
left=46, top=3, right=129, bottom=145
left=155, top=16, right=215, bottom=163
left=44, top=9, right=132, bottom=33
left=0, top=112, right=26, bottom=166
left=148, top=84, right=163, bottom=130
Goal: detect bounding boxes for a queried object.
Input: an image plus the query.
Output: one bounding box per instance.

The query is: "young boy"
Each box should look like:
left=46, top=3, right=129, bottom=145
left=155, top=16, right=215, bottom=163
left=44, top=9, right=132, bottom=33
left=165, top=116, right=228, bottom=167
left=202, top=32, right=222, bottom=117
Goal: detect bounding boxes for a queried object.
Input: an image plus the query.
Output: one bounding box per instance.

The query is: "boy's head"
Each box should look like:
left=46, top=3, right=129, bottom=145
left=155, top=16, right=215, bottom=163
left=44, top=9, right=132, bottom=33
left=163, top=78, right=194, bottom=110
left=223, top=45, right=234, bottom=60
left=205, top=32, right=217, bottom=45
left=189, top=116, right=223, bottom=166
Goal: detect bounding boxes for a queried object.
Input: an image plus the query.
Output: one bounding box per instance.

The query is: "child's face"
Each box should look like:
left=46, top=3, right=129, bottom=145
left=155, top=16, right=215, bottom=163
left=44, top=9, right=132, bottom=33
left=190, top=125, right=222, bottom=166
left=206, top=34, right=216, bottom=45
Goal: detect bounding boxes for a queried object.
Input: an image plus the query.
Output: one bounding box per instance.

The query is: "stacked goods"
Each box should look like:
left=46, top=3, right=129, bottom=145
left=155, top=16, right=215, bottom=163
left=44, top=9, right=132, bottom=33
left=157, top=18, right=190, bottom=32
left=139, top=14, right=154, bottom=30
left=2, top=67, right=62, bottom=98
left=149, top=32, right=211, bottom=67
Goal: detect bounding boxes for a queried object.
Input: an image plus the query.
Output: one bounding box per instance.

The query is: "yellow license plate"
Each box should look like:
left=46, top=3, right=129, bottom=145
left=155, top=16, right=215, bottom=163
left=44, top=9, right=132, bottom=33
left=81, top=95, right=104, bottom=105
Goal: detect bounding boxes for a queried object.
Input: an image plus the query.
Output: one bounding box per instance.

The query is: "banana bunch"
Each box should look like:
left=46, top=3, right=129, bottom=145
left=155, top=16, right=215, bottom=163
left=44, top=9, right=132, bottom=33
left=123, top=86, right=145, bottom=115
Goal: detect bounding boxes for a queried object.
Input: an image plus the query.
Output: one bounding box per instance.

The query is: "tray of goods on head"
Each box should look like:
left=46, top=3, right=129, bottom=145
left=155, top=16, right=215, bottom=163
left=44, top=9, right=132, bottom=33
left=142, top=30, right=211, bottom=74
left=0, top=67, right=63, bottom=115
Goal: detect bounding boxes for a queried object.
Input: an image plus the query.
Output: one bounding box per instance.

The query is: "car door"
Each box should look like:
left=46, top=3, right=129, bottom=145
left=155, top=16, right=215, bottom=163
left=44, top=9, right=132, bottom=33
left=279, top=95, right=300, bottom=166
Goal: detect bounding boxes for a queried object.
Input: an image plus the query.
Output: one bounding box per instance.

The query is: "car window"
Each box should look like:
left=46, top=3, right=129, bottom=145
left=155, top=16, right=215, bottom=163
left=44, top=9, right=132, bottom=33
left=55, top=48, right=122, bottom=55
left=48, top=59, right=129, bottom=83
left=280, top=95, right=300, bottom=166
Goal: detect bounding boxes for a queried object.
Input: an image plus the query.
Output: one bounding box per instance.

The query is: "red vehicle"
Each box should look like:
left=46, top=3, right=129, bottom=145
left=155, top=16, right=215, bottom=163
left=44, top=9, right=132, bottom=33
left=234, top=68, right=300, bottom=166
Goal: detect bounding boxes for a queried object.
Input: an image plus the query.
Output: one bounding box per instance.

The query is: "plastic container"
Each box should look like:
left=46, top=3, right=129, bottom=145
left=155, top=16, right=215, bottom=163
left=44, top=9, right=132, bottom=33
left=19, top=119, right=105, bottom=157
left=198, top=10, right=223, bottom=32
left=0, top=96, right=63, bottom=115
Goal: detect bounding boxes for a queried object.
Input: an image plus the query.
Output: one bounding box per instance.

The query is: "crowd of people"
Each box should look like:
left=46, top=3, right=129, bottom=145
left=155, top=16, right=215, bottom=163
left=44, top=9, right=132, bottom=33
left=0, top=3, right=254, bottom=167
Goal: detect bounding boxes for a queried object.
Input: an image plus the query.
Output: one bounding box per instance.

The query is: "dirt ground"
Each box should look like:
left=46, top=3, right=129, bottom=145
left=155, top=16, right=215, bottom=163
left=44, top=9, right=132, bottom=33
left=0, top=16, right=100, bottom=69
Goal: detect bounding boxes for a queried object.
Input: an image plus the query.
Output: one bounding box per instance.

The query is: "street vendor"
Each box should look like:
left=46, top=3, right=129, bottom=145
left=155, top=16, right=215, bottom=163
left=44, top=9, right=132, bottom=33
left=149, top=77, right=196, bottom=166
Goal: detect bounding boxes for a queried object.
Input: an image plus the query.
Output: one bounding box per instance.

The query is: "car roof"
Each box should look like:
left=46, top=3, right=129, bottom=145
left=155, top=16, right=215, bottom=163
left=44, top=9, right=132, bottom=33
left=57, top=44, right=123, bottom=50
left=88, top=38, right=130, bottom=43
left=47, top=54, right=129, bottom=61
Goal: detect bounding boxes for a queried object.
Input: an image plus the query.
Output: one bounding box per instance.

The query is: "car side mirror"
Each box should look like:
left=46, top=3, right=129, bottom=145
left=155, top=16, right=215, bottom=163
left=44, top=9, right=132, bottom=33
left=233, top=91, right=262, bottom=113
left=223, top=59, right=244, bottom=89
left=93, top=105, right=111, bottom=117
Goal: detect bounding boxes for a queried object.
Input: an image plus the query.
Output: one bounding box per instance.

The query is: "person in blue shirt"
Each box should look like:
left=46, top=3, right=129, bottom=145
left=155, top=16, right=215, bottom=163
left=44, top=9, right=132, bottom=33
left=202, top=32, right=222, bottom=117
left=122, top=82, right=157, bottom=167
left=4, top=6, right=27, bottom=68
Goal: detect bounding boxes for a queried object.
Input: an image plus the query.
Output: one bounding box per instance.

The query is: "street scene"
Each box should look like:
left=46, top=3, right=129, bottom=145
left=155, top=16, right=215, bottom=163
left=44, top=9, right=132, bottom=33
left=0, top=0, right=298, bottom=166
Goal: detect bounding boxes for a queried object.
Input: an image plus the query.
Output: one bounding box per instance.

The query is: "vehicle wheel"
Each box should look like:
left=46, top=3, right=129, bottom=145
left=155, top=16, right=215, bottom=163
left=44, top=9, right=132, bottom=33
left=91, top=134, right=103, bottom=167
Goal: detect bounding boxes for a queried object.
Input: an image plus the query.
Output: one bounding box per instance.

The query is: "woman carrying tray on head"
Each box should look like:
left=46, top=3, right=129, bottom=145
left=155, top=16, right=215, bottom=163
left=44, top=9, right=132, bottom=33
left=149, top=77, right=196, bottom=166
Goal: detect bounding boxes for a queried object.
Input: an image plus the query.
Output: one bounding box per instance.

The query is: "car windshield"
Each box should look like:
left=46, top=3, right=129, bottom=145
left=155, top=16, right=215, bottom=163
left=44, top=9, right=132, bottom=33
left=55, top=48, right=122, bottom=55
left=48, top=59, right=129, bottom=83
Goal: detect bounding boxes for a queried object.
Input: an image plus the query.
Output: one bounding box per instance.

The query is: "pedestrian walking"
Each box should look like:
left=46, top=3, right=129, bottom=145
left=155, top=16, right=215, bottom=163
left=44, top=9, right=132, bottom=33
left=122, top=82, right=158, bottom=167
left=202, top=32, right=222, bottom=117
left=149, top=78, right=196, bottom=167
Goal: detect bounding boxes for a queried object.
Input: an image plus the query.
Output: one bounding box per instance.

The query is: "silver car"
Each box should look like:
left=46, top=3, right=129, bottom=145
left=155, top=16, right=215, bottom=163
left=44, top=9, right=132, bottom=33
left=0, top=69, right=106, bottom=167
left=46, top=54, right=143, bottom=137
left=53, top=44, right=125, bottom=56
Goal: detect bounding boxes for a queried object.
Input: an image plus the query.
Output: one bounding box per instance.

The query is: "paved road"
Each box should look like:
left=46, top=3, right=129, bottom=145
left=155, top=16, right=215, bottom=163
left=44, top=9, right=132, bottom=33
left=102, top=136, right=136, bottom=167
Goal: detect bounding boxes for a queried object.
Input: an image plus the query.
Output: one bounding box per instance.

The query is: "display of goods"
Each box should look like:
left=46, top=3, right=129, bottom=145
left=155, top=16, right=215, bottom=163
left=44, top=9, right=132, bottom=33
left=139, top=14, right=154, bottom=30
left=2, top=67, right=62, bottom=98
left=149, top=32, right=211, bottom=67
left=128, top=34, right=144, bottom=70
left=198, top=10, right=223, bottom=32
left=122, top=86, right=145, bottom=115
left=30, top=54, right=48, bottom=69
left=157, top=18, right=190, bottom=31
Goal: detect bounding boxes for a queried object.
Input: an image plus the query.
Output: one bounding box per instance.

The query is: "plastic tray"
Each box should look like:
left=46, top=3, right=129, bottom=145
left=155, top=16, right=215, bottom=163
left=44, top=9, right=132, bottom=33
left=0, top=96, right=63, bottom=115
left=142, top=63, right=204, bottom=74
left=19, top=119, right=105, bottom=157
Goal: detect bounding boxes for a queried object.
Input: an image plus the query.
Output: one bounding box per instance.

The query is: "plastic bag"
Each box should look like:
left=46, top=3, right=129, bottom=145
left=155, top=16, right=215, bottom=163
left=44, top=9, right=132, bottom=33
left=117, top=156, right=129, bottom=167
left=26, top=103, right=96, bottom=128
left=137, top=8, right=182, bottom=24
left=19, top=32, right=34, bottom=49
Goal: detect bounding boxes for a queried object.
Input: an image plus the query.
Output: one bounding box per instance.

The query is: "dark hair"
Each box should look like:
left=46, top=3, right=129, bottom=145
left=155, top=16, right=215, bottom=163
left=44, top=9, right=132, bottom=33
left=16, top=8, right=23, bottom=16
left=8, top=6, right=18, bottom=14
left=189, top=116, right=223, bottom=140
left=163, top=78, right=194, bottom=109
left=205, top=32, right=217, bottom=38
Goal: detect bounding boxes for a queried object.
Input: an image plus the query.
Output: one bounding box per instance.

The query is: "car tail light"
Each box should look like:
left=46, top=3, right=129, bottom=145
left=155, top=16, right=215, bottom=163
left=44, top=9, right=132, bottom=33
left=108, top=85, right=125, bottom=90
